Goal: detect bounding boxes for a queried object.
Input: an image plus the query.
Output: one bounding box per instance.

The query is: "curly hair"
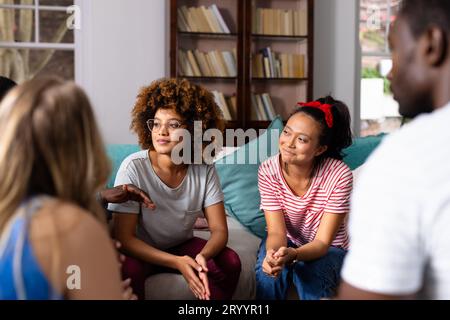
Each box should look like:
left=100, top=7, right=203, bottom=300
left=131, top=78, right=225, bottom=152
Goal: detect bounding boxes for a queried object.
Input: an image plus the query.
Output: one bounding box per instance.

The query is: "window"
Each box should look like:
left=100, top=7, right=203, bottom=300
left=359, top=0, right=402, bottom=137
left=0, top=0, right=75, bottom=83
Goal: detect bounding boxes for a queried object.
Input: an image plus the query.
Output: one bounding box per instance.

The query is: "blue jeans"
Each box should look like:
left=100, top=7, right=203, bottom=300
left=255, top=238, right=347, bottom=300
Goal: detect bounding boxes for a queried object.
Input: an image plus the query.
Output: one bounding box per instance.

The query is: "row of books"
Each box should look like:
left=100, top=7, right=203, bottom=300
left=253, top=8, right=308, bottom=36
left=178, top=49, right=237, bottom=78
left=253, top=47, right=305, bottom=78
left=212, top=91, right=237, bottom=121
left=251, top=93, right=277, bottom=121
left=178, top=5, right=231, bottom=34
left=212, top=91, right=277, bottom=121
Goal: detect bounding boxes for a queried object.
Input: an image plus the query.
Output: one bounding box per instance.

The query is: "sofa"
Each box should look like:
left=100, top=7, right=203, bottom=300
left=106, top=117, right=385, bottom=300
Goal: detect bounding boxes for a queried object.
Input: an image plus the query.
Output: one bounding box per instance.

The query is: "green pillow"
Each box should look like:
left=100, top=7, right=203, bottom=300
left=342, top=133, right=386, bottom=170
left=215, top=117, right=285, bottom=238
left=106, top=144, right=141, bottom=188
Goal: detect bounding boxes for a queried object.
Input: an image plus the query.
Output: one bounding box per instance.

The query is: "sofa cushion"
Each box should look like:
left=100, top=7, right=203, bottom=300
left=342, top=133, right=386, bottom=170
left=214, top=117, right=284, bottom=239
left=106, top=144, right=141, bottom=188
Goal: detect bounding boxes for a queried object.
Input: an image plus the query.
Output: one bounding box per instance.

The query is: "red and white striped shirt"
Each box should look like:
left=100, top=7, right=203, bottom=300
left=258, top=154, right=353, bottom=249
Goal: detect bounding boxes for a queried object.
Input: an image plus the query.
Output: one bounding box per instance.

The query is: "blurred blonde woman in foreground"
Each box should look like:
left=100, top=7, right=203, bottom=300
left=0, top=77, right=123, bottom=299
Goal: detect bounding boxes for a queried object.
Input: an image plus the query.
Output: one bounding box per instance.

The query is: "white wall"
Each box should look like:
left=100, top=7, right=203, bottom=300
left=314, top=0, right=361, bottom=136
left=75, top=0, right=361, bottom=142
left=75, top=0, right=167, bottom=144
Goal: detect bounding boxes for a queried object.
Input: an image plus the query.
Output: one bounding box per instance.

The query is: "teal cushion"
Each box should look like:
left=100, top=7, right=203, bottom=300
left=106, top=144, right=141, bottom=188
left=342, top=133, right=386, bottom=170
left=215, top=117, right=285, bottom=239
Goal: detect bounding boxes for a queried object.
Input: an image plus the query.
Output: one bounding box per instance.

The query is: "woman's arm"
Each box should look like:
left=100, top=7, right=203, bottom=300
left=265, top=210, right=288, bottom=252
left=262, top=210, right=288, bottom=276
left=113, top=213, right=179, bottom=268
left=277, top=212, right=347, bottom=264
left=197, top=202, right=228, bottom=260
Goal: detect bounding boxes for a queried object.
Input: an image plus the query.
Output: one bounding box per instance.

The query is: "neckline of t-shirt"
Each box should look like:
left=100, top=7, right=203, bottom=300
left=276, top=153, right=320, bottom=200
left=146, top=151, right=191, bottom=192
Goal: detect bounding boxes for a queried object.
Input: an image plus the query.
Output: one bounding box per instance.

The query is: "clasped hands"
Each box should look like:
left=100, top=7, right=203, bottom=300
left=262, top=247, right=297, bottom=278
left=176, top=253, right=211, bottom=300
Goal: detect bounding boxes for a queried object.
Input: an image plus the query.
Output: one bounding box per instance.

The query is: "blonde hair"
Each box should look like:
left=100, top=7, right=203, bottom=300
left=0, top=77, right=111, bottom=233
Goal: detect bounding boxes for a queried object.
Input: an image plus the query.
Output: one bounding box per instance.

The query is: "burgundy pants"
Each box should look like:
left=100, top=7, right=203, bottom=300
left=122, top=237, right=242, bottom=300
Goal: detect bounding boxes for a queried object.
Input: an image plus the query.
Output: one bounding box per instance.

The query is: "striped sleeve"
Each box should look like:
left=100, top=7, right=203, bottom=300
left=258, top=161, right=282, bottom=212
left=324, top=165, right=353, bottom=214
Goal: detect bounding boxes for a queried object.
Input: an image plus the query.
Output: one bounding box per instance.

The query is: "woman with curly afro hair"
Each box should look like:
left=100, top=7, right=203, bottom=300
left=109, top=78, right=241, bottom=300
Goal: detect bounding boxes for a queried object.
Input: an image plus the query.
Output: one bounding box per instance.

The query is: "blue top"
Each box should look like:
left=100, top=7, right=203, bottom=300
left=0, top=197, right=62, bottom=300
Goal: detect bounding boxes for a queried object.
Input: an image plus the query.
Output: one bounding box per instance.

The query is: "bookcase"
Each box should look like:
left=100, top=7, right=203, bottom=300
left=170, top=0, right=314, bottom=131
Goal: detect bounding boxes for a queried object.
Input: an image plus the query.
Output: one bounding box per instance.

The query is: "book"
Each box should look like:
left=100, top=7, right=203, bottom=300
left=212, top=91, right=233, bottom=120
left=205, top=7, right=223, bottom=33
left=287, top=10, right=294, bottom=36
left=177, top=9, right=190, bottom=32
left=261, top=93, right=276, bottom=120
left=256, top=8, right=263, bottom=34
left=178, top=50, right=193, bottom=76
left=214, top=50, right=228, bottom=77
left=180, top=6, right=195, bottom=32
left=186, top=50, right=202, bottom=77
left=255, top=94, right=269, bottom=120
left=251, top=94, right=263, bottom=120
left=194, top=49, right=212, bottom=76
left=200, top=6, right=216, bottom=33
left=222, top=51, right=237, bottom=77
left=254, top=8, right=308, bottom=37
left=300, top=9, right=308, bottom=35
left=205, top=53, right=218, bottom=76
left=227, top=95, right=237, bottom=119
left=189, top=7, right=202, bottom=32
left=195, top=7, right=211, bottom=32
left=210, top=4, right=231, bottom=33
left=207, top=51, right=222, bottom=76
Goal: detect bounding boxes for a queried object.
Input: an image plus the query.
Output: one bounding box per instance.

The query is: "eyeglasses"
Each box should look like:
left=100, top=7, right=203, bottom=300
left=146, top=119, right=185, bottom=132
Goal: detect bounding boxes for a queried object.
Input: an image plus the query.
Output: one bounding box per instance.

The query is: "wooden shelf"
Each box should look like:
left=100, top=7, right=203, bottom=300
left=180, top=76, right=237, bottom=81
left=252, top=34, right=308, bottom=41
left=252, top=77, right=308, bottom=82
left=178, top=31, right=238, bottom=39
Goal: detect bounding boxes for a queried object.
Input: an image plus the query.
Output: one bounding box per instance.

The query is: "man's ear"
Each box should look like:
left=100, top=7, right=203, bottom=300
left=423, top=25, right=448, bottom=67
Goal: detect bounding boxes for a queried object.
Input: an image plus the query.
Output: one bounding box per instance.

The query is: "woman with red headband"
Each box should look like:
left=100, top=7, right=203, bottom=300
left=255, top=95, right=353, bottom=300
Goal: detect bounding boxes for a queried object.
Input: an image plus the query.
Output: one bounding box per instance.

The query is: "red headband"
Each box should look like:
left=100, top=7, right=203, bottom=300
left=297, top=101, right=334, bottom=128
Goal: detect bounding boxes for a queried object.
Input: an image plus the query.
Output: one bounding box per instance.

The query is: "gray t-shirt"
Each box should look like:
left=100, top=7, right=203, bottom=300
left=108, top=150, right=224, bottom=250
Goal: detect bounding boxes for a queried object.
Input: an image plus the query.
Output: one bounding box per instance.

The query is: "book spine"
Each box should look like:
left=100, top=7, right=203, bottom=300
left=211, top=4, right=231, bottom=33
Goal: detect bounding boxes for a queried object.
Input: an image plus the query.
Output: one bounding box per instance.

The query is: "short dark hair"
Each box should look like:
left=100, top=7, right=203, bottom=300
left=291, top=95, right=353, bottom=162
left=400, top=0, right=450, bottom=38
left=0, top=76, right=17, bottom=102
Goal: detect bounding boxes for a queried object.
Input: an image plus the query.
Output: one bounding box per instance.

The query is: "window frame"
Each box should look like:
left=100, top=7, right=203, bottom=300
left=0, top=0, right=75, bottom=50
left=358, top=0, right=403, bottom=137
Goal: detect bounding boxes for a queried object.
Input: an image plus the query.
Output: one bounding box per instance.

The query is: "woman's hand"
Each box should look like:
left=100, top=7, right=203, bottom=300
left=273, top=247, right=297, bottom=267
left=176, top=255, right=209, bottom=300
left=195, top=254, right=211, bottom=300
left=121, top=278, right=138, bottom=300
left=113, top=240, right=138, bottom=300
left=262, top=249, right=283, bottom=277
